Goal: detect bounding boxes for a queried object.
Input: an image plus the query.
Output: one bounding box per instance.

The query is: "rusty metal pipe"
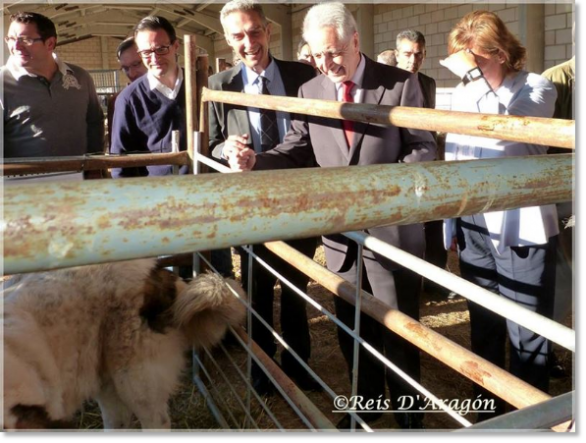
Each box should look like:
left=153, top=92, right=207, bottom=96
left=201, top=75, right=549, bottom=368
left=2, top=155, right=572, bottom=274
left=232, top=327, right=336, bottom=431
left=1, top=153, right=191, bottom=176
left=344, top=231, right=575, bottom=352
left=262, top=240, right=563, bottom=428
left=201, top=88, right=575, bottom=150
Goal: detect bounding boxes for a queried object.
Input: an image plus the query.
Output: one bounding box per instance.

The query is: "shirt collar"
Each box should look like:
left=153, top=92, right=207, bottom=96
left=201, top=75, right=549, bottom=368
left=6, top=52, right=72, bottom=80
left=494, top=70, right=523, bottom=110
left=242, top=55, right=276, bottom=88
left=147, top=66, right=183, bottom=100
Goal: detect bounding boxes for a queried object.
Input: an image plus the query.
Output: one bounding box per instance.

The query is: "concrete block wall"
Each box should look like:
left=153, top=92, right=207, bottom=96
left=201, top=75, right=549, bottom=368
left=373, top=2, right=574, bottom=87
left=55, top=36, right=120, bottom=71
left=543, top=2, right=575, bottom=69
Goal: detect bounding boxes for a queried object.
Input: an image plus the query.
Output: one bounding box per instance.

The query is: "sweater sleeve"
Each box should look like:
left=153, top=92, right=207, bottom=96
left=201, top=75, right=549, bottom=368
left=110, top=93, right=148, bottom=178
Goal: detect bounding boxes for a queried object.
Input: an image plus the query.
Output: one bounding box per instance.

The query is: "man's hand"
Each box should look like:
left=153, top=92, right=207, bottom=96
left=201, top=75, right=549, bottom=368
left=223, top=134, right=256, bottom=171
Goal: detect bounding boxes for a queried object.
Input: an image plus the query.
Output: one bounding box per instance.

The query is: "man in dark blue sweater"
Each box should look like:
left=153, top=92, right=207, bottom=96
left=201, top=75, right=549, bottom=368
left=110, top=16, right=232, bottom=278
left=110, top=16, right=188, bottom=177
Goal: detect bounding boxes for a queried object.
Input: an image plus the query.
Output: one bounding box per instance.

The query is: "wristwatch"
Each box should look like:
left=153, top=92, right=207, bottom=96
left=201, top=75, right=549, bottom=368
left=462, top=67, right=483, bottom=85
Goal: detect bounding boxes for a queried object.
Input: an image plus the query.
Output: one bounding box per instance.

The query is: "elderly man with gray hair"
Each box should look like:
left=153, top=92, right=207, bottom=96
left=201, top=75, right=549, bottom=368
left=224, top=1, right=435, bottom=429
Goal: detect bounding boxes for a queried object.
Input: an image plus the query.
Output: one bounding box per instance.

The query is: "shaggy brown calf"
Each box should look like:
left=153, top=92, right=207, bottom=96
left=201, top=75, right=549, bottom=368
left=2, top=258, right=246, bottom=430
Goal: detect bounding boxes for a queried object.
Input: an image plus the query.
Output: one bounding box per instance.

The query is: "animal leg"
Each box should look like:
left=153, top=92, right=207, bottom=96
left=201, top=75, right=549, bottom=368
left=95, top=383, right=135, bottom=430
left=110, top=367, right=176, bottom=430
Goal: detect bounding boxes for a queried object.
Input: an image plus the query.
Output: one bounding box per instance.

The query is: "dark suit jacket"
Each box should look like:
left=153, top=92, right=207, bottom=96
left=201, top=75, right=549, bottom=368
left=254, top=55, right=437, bottom=272
left=208, top=58, right=316, bottom=161
left=418, top=72, right=436, bottom=110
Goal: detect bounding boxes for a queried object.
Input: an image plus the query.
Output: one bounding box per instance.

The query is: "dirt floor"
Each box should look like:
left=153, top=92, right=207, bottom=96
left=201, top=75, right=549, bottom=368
left=74, top=247, right=574, bottom=431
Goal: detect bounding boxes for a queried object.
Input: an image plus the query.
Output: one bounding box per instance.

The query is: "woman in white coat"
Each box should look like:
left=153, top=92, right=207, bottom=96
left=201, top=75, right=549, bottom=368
left=440, top=10, right=558, bottom=419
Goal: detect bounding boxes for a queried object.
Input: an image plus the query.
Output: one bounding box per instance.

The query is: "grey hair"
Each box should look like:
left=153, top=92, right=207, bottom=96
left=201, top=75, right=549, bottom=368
left=396, top=29, right=426, bottom=48
left=220, top=0, right=268, bottom=34
left=302, top=2, right=357, bottom=44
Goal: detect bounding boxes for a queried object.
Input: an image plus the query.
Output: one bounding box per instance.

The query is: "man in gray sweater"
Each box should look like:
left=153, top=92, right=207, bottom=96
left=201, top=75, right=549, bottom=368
left=2, top=12, right=104, bottom=159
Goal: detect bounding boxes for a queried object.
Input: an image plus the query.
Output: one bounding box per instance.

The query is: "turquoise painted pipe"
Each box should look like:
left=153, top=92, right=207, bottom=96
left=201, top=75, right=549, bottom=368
left=2, top=154, right=573, bottom=274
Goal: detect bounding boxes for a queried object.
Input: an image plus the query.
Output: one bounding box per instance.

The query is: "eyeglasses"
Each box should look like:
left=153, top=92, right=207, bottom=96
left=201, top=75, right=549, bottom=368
left=120, top=60, right=144, bottom=72
left=138, top=45, right=171, bottom=59
left=5, top=36, right=44, bottom=46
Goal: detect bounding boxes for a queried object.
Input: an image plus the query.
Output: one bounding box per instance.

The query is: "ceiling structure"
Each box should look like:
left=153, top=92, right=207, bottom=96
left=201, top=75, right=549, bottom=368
left=2, top=2, right=231, bottom=49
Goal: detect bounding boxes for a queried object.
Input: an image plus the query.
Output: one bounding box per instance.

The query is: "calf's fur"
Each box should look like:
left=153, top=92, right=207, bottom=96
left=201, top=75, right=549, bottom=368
left=2, top=258, right=246, bottom=430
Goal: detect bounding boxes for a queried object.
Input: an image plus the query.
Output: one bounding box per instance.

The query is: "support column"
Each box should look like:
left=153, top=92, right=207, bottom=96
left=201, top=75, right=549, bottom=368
left=354, top=4, right=374, bottom=60
left=264, top=3, right=293, bottom=60
left=518, top=4, right=545, bottom=74
left=100, top=36, right=110, bottom=69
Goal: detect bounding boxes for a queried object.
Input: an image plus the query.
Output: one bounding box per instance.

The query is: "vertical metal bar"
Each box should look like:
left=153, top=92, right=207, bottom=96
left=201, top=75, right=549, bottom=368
left=246, top=245, right=255, bottom=429
left=171, top=130, right=180, bottom=175
left=196, top=54, right=210, bottom=175
left=191, top=349, right=230, bottom=429
left=191, top=131, right=202, bottom=278
left=349, top=240, right=364, bottom=432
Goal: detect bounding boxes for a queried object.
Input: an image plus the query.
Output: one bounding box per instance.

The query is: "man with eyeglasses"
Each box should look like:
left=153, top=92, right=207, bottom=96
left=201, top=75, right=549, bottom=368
left=224, top=2, right=435, bottom=429
left=106, top=37, right=147, bottom=148
left=110, top=16, right=233, bottom=278
left=1, top=12, right=104, bottom=161
left=208, top=0, right=319, bottom=397
left=110, top=15, right=187, bottom=178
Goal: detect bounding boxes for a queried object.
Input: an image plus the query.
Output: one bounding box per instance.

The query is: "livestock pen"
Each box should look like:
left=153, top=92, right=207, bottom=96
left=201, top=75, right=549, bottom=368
left=2, top=44, right=575, bottom=431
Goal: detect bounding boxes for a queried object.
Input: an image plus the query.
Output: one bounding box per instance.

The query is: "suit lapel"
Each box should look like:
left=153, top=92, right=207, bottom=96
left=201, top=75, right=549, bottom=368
left=275, top=59, right=297, bottom=97
left=347, top=56, right=385, bottom=163
left=225, top=64, right=252, bottom=136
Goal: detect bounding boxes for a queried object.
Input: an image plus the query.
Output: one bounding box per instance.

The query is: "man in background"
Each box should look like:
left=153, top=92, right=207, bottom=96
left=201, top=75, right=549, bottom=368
left=377, top=48, right=397, bottom=67
left=110, top=15, right=188, bottom=178
left=542, top=28, right=574, bottom=379
left=107, top=37, right=147, bottom=148
left=395, top=29, right=446, bottom=295
left=297, top=38, right=316, bottom=69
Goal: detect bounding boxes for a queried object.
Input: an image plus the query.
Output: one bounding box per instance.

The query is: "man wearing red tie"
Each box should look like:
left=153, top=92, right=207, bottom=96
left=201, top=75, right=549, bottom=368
left=225, top=2, right=435, bottom=429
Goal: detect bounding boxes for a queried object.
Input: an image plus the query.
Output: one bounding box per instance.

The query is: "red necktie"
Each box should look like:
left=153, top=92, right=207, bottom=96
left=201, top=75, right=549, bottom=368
left=341, top=81, right=354, bottom=148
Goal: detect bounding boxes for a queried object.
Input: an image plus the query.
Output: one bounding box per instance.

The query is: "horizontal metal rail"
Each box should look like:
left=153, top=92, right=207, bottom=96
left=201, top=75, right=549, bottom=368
left=198, top=346, right=262, bottom=430
left=196, top=252, right=335, bottom=430
left=201, top=88, right=575, bottom=150
left=3, top=155, right=572, bottom=275
left=456, top=392, right=574, bottom=431
left=262, top=240, right=567, bottom=431
left=250, top=244, right=472, bottom=428
left=344, top=231, right=575, bottom=352
left=1, top=152, right=191, bottom=176
left=216, top=342, right=284, bottom=429
left=193, top=152, right=232, bottom=173
left=230, top=327, right=336, bottom=431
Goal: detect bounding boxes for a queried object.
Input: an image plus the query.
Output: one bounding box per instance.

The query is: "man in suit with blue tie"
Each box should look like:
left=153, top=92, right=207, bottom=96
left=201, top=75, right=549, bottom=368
left=208, top=0, right=318, bottom=396
left=224, top=2, right=436, bottom=429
